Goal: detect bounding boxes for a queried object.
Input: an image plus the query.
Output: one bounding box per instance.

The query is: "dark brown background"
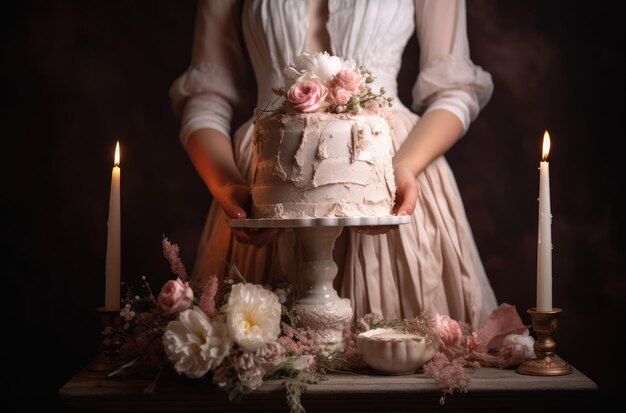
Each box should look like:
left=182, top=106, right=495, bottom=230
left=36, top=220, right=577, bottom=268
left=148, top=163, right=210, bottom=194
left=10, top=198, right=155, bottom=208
left=2, top=0, right=623, bottom=410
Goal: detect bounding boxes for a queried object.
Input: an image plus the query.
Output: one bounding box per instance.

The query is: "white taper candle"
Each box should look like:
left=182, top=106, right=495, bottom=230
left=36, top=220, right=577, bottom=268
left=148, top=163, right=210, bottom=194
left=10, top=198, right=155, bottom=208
left=537, top=131, right=552, bottom=311
left=105, top=141, right=121, bottom=310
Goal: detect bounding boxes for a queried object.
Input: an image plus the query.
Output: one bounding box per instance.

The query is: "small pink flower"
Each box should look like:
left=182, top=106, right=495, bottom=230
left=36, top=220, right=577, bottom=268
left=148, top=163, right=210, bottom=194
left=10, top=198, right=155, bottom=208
left=329, top=86, right=352, bottom=106
left=331, top=69, right=365, bottom=94
left=286, top=77, right=328, bottom=112
left=158, top=278, right=194, bottom=314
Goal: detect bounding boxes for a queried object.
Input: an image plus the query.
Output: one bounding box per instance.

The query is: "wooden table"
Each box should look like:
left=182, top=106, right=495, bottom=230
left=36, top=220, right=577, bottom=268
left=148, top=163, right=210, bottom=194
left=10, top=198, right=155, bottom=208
left=59, top=354, right=598, bottom=413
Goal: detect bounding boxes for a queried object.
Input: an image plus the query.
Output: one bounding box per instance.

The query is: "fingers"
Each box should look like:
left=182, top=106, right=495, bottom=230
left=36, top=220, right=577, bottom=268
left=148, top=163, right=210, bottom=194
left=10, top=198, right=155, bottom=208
left=218, top=183, right=251, bottom=219
left=352, top=225, right=398, bottom=235
left=392, top=165, right=419, bottom=216
left=395, top=180, right=419, bottom=216
left=222, top=198, right=247, bottom=219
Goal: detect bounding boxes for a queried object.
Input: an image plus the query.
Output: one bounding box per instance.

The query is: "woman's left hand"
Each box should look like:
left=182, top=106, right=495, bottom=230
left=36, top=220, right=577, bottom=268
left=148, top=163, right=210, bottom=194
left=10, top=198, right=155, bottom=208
left=392, top=165, right=419, bottom=216
left=353, top=165, right=419, bottom=235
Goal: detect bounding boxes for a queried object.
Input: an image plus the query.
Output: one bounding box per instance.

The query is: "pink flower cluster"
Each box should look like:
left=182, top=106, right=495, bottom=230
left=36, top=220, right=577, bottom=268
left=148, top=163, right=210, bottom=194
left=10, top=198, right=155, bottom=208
left=198, top=275, right=219, bottom=318
left=423, top=352, right=473, bottom=405
left=287, top=68, right=365, bottom=113
left=162, top=237, right=187, bottom=280
left=424, top=304, right=534, bottom=403
left=431, top=304, right=531, bottom=368
left=277, top=324, right=322, bottom=359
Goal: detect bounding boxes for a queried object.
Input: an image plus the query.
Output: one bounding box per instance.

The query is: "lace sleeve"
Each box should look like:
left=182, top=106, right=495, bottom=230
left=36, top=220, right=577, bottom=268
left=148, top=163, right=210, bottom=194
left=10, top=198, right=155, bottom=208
left=412, top=0, right=493, bottom=134
left=169, top=0, right=245, bottom=146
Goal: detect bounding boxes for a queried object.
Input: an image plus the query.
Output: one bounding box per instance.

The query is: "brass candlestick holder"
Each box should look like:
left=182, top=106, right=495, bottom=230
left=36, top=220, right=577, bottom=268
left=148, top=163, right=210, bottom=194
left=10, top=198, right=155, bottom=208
left=91, top=307, right=123, bottom=372
left=517, top=307, right=573, bottom=376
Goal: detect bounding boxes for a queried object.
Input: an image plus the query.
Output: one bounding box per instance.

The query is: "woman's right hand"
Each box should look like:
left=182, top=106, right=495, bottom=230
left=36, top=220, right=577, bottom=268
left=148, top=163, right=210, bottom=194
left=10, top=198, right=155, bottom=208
left=214, top=182, right=285, bottom=248
left=185, top=129, right=285, bottom=248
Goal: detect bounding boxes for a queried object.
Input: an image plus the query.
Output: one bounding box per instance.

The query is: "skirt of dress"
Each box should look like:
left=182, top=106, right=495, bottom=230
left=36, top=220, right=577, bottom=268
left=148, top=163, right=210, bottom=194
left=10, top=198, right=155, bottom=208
left=191, top=108, right=498, bottom=330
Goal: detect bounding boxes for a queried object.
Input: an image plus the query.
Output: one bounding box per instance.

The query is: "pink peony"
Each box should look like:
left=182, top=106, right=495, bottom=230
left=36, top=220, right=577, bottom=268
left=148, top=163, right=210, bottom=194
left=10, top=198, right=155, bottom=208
left=434, top=314, right=463, bottom=348
left=158, top=278, right=194, bottom=314
left=332, top=69, right=365, bottom=94
left=286, top=77, right=328, bottom=112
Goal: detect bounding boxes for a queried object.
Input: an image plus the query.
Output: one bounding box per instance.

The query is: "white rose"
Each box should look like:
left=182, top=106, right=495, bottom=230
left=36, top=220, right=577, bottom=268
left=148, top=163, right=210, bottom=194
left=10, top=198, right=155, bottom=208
left=223, top=283, right=282, bottom=352
left=283, top=52, right=344, bottom=87
left=503, top=330, right=536, bottom=359
left=162, top=308, right=233, bottom=379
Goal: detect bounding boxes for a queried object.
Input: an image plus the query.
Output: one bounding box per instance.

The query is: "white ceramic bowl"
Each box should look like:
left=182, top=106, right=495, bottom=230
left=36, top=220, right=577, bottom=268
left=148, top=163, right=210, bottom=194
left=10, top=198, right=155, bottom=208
left=356, top=328, right=437, bottom=375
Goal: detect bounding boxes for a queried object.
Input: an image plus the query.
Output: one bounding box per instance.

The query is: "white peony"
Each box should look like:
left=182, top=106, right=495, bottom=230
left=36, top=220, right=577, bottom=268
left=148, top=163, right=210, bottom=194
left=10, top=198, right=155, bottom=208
left=283, top=51, right=344, bottom=87
left=162, top=308, right=233, bottom=379
left=503, top=330, right=536, bottom=359
left=223, top=283, right=282, bottom=352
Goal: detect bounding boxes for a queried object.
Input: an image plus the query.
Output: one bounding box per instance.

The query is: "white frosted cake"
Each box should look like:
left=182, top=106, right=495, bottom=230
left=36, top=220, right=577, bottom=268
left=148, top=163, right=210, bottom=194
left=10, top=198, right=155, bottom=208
left=252, top=111, right=395, bottom=218
left=250, top=52, right=397, bottom=219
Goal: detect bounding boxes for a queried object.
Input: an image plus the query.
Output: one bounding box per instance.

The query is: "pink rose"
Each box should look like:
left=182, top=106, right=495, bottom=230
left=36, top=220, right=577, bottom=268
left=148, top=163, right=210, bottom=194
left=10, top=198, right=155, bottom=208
left=331, top=69, right=365, bottom=94
left=158, top=278, right=194, bottom=314
left=329, top=86, right=352, bottom=106
left=434, top=314, right=463, bottom=348
left=286, top=78, right=328, bottom=112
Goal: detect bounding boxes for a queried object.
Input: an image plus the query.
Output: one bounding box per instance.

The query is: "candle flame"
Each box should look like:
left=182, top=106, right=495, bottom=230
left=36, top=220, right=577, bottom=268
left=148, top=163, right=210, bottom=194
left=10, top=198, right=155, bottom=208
left=542, top=130, right=551, bottom=161
left=114, top=141, right=120, bottom=166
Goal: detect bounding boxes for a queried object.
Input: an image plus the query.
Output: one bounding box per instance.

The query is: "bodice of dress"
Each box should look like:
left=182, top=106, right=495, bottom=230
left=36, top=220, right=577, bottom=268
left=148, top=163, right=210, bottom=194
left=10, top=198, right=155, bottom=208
left=242, top=0, right=415, bottom=110
left=169, top=0, right=494, bottom=146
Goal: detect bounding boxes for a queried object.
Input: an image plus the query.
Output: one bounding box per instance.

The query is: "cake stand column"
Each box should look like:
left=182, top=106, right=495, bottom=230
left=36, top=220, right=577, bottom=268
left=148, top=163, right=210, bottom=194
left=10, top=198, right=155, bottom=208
left=293, top=226, right=352, bottom=350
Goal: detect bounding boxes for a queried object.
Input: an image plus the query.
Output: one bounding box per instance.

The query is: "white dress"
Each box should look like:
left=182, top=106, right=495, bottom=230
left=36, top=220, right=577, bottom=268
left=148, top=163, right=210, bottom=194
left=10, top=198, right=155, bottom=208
left=170, top=0, right=498, bottom=329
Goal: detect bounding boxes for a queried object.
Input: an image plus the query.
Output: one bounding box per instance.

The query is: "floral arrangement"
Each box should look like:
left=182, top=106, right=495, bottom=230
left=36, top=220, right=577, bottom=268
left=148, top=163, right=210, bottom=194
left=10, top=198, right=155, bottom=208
left=108, top=237, right=535, bottom=411
left=271, top=52, right=394, bottom=114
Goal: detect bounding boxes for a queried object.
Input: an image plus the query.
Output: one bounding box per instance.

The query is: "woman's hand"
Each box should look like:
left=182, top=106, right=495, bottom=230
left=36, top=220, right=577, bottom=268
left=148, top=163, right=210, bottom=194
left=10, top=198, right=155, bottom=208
left=214, top=182, right=285, bottom=248
left=355, top=109, right=464, bottom=236
left=186, top=129, right=285, bottom=248
left=353, top=165, right=419, bottom=236
left=392, top=165, right=419, bottom=216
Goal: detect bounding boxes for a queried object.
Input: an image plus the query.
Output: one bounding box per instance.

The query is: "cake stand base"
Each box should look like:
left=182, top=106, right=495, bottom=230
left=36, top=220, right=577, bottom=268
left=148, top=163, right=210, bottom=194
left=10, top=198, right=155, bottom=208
left=292, top=226, right=352, bottom=350
left=230, top=216, right=410, bottom=350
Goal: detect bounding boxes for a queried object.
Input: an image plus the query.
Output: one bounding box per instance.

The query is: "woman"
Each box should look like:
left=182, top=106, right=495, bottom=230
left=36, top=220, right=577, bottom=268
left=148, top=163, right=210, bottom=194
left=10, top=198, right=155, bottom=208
left=170, top=0, right=498, bottom=329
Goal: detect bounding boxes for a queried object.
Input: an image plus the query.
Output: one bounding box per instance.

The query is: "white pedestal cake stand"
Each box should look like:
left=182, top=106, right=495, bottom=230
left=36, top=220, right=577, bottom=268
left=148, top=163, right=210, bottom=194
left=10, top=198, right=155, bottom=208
left=230, top=215, right=411, bottom=350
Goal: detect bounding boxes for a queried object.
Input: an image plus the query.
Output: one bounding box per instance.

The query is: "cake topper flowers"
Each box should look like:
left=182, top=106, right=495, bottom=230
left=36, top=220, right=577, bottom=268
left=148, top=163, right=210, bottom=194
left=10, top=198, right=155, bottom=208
left=274, top=52, right=393, bottom=114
